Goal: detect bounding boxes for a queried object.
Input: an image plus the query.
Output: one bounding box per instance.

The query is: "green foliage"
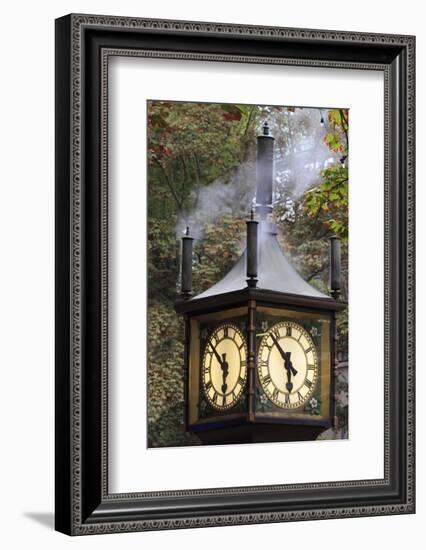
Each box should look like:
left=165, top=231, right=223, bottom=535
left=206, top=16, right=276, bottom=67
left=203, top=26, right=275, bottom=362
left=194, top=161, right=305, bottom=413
left=323, top=108, right=349, bottom=153
left=147, top=304, right=200, bottom=447
left=193, top=215, right=246, bottom=294
left=303, top=108, right=349, bottom=239
left=148, top=217, right=180, bottom=303
left=147, top=101, right=256, bottom=211
left=303, top=166, right=349, bottom=240
left=335, top=369, right=349, bottom=433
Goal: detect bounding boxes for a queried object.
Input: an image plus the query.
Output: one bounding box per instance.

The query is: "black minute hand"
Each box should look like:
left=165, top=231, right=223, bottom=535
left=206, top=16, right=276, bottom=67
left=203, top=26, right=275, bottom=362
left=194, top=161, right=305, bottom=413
left=210, top=343, right=223, bottom=366
left=270, top=333, right=287, bottom=359
left=270, top=333, right=297, bottom=376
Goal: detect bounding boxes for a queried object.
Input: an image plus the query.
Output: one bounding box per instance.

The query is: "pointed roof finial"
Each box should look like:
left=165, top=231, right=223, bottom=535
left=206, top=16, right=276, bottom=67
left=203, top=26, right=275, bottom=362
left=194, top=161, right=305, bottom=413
left=262, top=121, right=270, bottom=136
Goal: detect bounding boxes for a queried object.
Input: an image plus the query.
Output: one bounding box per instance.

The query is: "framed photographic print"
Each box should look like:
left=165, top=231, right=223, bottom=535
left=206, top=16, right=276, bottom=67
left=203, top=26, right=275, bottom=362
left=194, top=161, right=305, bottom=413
left=146, top=99, right=348, bottom=448
left=55, top=14, right=415, bottom=535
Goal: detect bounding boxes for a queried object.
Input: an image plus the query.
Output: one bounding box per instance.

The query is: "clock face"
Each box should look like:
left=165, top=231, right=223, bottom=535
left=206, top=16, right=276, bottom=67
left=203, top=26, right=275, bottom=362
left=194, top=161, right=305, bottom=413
left=257, top=321, right=319, bottom=409
left=202, top=323, right=248, bottom=411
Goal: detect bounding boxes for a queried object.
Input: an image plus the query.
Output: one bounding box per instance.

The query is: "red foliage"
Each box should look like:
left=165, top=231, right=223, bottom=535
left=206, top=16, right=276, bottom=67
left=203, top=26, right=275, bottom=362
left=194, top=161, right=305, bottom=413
left=223, top=112, right=242, bottom=121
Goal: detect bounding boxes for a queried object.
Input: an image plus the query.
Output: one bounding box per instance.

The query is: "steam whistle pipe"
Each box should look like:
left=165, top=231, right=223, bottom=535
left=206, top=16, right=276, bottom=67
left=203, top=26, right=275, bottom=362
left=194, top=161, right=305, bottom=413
left=256, top=122, right=275, bottom=218
left=246, top=209, right=258, bottom=288
left=181, top=227, right=194, bottom=299
left=329, top=235, right=341, bottom=299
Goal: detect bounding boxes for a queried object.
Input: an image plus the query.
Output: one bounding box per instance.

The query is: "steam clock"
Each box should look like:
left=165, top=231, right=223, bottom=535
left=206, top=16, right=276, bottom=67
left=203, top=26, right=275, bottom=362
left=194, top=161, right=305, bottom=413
left=175, top=123, right=346, bottom=444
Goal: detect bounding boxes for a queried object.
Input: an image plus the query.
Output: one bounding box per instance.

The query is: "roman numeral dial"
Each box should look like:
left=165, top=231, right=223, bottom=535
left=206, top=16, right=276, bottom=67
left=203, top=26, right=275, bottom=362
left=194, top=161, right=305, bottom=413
left=257, top=320, right=319, bottom=410
left=202, top=323, right=248, bottom=411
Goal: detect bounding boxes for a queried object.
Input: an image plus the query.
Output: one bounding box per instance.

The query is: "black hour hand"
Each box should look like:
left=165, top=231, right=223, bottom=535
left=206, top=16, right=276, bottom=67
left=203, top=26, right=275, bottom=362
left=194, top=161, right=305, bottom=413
left=288, top=360, right=297, bottom=377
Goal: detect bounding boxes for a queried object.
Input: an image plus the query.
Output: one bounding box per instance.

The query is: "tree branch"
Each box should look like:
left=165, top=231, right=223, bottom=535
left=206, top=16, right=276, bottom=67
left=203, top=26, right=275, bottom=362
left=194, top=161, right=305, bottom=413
left=156, top=160, right=183, bottom=211
left=339, top=109, right=349, bottom=151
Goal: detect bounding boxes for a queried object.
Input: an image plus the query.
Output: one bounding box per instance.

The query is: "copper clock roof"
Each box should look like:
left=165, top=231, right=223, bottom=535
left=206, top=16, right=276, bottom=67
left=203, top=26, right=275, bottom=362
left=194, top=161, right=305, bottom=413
left=193, top=221, right=329, bottom=301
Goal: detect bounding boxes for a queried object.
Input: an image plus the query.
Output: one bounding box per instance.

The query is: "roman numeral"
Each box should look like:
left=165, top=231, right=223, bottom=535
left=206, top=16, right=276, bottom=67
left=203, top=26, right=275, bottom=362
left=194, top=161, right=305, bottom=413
left=213, top=392, right=219, bottom=404
left=238, top=342, right=245, bottom=350
left=263, top=374, right=271, bottom=385
left=305, top=347, right=312, bottom=354
left=260, top=360, right=268, bottom=368
left=272, top=329, right=280, bottom=340
left=224, top=326, right=228, bottom=338
left=240, top=360, right=247, bottom=368
left=272, top=388, right=280, bottom=401
left=304, top=378, right=313, bottom=389
left=297, top=391, right=303, bottom=402
left=238, top=376, right=246, bottom=386
left=286, top=325, right=292, bottom=337
left=205, top=380, right=212, bottom=391
left=285, top=393, right=291, bottom=405
left=307, top=364, right=315, bottom=371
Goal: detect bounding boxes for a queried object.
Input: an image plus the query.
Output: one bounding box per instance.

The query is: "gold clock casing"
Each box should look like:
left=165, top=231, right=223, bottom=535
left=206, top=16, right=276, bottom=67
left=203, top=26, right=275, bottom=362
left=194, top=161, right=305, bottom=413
left=255, top=306, right=331, bottom=422
left=201, top=323, right=248, bottom=411
left=257, top=320, right=319, bottom=410
left=187, top=307, right=249, bottom=427
left=182, top=302, right=334, bottom=440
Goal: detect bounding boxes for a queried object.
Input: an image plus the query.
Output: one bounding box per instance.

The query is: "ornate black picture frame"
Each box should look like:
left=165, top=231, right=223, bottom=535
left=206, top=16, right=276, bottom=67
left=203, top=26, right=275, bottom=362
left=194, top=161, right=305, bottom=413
left=55, top=14, right=415, bottom=535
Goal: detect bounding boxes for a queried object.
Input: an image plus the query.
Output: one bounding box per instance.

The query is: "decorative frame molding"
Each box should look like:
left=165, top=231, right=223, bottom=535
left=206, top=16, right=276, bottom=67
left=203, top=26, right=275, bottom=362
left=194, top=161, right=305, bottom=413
left=55, top=14, right=415, bottom=535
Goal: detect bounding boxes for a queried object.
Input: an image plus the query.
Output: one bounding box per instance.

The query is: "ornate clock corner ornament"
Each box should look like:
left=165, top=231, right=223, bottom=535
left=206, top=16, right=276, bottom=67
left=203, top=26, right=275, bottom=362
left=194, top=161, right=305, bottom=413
left=305, top=395, right=322, bottom=415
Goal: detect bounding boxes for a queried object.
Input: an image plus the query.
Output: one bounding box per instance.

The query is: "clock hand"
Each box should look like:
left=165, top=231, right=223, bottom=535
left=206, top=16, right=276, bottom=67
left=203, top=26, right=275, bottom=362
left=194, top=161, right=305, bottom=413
left=221, top=353, right=229, bottom=394
left=270, top=333, right=298, bottom=376
left=285, top=357, right=298, bottom=393
left=270, top=332, right=298, bottom=393
left=209, top=344, right=229, bottom=393
left=209, top=343, right=223, bottom=367
left=286, top=372, right=293, bottom=392
left=288, top=360, right=297, bottom=377
left=270, top=333, right=290, bottom=361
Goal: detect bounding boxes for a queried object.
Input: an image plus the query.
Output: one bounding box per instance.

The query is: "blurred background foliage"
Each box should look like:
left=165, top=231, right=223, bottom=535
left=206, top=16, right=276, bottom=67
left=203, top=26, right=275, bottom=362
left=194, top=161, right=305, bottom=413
left=147, top=101, right=349, bottom=447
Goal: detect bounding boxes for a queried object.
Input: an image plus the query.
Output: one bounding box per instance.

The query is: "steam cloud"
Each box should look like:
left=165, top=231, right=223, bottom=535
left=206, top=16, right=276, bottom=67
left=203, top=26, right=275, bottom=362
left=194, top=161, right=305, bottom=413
left=176, top=160, right=256, bottom=241
left=176, top=107, right=341, bottom=240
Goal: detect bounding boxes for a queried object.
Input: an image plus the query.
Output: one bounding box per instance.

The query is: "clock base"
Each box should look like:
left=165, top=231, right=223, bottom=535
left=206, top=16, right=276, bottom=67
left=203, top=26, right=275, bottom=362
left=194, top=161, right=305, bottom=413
left=195, top=423, right=328, bottom=445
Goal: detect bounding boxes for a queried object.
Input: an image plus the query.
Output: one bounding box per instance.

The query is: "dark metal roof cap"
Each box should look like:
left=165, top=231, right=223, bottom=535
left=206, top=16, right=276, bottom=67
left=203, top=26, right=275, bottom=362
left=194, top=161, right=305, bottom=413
left=193, top=222, right=328, bottom=300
